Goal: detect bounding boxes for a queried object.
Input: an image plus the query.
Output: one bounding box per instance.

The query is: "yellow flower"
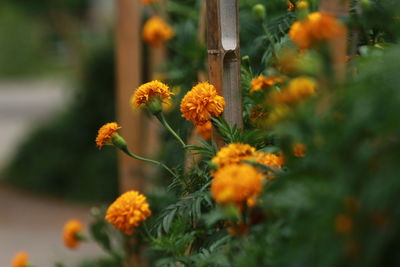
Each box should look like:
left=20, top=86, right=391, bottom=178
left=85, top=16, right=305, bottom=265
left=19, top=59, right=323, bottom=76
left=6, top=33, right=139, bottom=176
left=195, top=120, right=212, bottom=140
left=131, top=80, right=173, bottom=114
left=63, top=219, right=83, bottom=249
left=142, top=16, right=174, bottom=47
left=11, top=252, right=28, bottom=267
left=180, top=82, right=225, bottom=125
left=105, top=190, right=151, bottom=235
left=297, top=0, right=309, bottom=10
left=250, top=75, right=283, bottom=93
left=211, top=143, right=256, bottom=169
left=211, top=164, right=263, bottom=206
left=289, top=12, right=346, bottom=49
left=96, top=122, right=122, bottom=149
left=293, top=143, right=306, bottom=157
left=270, top=76, right=316, bottom=105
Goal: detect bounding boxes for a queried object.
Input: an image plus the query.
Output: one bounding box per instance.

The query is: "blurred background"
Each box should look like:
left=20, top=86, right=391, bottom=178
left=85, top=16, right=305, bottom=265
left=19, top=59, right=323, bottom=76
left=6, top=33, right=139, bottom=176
left=0, top=0, right=116, bottom=265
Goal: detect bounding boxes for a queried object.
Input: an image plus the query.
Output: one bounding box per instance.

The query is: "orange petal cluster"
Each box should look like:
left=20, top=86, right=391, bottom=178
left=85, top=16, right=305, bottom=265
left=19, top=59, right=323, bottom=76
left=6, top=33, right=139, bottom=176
left=96, top=122, right=122, bottom=149
left=289, top=12, right=346, bottom=49
left=211, top=143, right=256, bottom=169
left=11, top=252, right=28, bottom=267
left=180, top=82, right=225, bottom=126
left=293, top=143, right=306, bottom=157
left=105, top=190, right=151, bottom=235
left=142, top=16, right=174, bottom=46
left=63, top=219, right=83, bottom=249
left=270, top=76, right=316, bottom=105
left=195, top=120, right=212, bottom=140
left=250, top=75, right=283, bottom=93
left=131, top=80, right=173, bottom=108
left=211, top=164, right=263, bottom=205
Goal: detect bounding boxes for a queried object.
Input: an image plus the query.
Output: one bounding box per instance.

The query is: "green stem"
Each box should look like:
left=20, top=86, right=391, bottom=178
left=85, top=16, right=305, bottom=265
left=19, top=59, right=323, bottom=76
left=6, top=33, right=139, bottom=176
left=121, top=147, right=178, bottom=179
left=155, top=112, right=187, bottom=149
left=142, top=221, right=155, bottom=242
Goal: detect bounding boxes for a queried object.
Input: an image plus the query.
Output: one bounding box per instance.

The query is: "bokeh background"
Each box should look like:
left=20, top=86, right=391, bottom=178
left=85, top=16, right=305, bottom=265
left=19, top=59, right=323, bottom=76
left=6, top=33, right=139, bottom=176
left=0, top=1, right=115, bottom=265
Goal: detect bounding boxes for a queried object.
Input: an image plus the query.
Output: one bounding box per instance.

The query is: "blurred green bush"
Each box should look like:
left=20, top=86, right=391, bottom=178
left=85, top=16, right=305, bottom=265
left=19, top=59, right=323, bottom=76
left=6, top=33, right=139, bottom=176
left=3, top=44, right=118, bottom=202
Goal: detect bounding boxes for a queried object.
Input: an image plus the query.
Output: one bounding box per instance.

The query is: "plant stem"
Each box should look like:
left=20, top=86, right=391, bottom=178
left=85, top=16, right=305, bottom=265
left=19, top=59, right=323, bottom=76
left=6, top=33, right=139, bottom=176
left=121, top=147, right=178, bottom=179
left=155, top=112, right=187, bottom=149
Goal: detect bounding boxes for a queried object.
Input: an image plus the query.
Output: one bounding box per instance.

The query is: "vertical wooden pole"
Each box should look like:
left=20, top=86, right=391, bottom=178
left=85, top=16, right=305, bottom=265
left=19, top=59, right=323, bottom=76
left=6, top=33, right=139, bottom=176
left=206, top=0, right=242, bottom=128
left=116, top=1, right=146, bottom=266
left=320, top=0, right=349, bottom=83
left=116, top=0, right=145, bottom=192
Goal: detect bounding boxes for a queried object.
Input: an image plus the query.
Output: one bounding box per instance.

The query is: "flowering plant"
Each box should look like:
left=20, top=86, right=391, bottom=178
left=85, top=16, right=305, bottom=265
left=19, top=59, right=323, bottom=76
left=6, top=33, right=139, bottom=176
left=24, top=1, right=400, bottom=267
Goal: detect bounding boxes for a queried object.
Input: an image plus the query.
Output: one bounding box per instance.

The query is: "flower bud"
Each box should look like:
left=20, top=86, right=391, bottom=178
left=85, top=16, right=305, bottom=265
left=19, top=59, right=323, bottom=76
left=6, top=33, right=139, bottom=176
left=361, top=0, right=371, bottom=9
left=147, top=97, right=163, bottom=115
left=111, top=133, right=128, bottom=151
left=252, top=4, right=266, bottom=21
left=296, top=1, right=309, bottom=20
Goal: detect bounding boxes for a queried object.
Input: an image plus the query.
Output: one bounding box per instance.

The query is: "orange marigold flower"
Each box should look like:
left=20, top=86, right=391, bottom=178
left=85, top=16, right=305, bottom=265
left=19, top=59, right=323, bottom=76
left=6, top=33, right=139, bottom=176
left=252, top=152, right=284, bottom=179
left=96, top=122, right=121, bottom=149
left=11, top=252, right=28, bottom=267
left=335, top=214, right=353, bottom=234
left=289, top=12, right=346, bottom=49
left=211, top=143, right=256, bottom=169
left=254, top=152, right=284, bottom=167
left=211, top=164, right=263, bottom=206
left=105, top=190, right=151, bottom=235
left=141, top=0, right=158, bottom=4
left=142, top=16, right=174, bottom=47
left=287, top=0, right=295, bottom=11
left=293, top=143, right=306, bottom=157
left=180, top=82, right=225, bottom=125
left=270, top=76, right=316, bottom=105
left=195, top=120, right=212, bottom=140
left=63, top=219, right=83, bottom=249
left=131, top=80, right=173, bottom=109
left=250, top=75, right=283, bottom=93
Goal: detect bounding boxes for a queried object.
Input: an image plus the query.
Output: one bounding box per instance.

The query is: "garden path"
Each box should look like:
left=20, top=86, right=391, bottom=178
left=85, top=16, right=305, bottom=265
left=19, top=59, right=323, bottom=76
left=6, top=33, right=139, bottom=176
left=0, top=80, right=105, bottom=266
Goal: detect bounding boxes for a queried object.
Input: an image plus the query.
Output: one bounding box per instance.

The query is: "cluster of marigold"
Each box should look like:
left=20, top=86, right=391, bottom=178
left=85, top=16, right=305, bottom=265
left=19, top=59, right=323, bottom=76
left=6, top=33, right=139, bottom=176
left=248, top=1, right=346, bottom=127
left=93, top=78, right=289, bottom=237
left=8, top=2, right=348, bottom=266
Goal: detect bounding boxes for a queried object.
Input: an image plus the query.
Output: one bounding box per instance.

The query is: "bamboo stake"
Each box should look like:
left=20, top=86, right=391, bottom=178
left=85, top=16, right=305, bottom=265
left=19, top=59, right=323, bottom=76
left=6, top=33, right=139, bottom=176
left=116, top=0, right=147, bottom=266
left=206, top=0, right=243, bottom=129
left=320, top=0, right=349, bottom=83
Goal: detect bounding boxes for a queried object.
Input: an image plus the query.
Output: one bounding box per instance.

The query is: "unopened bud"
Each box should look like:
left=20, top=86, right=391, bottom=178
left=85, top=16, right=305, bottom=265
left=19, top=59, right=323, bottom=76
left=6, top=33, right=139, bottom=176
left=111, top=133, right=128, bottom=151
left=252, top=4, right=266, bottom=20
left=361, top=0, right=371, bottom=9
left=147, top=97, right=163, bottom=115
left=297, top=1, right=309, bottom=10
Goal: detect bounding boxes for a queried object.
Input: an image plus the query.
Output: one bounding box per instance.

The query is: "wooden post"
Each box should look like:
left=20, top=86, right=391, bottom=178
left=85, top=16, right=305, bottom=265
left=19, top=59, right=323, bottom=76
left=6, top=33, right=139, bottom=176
left=116, top=1, right=147, bottom=266
left=206, top=0, right=242, bottom=128
left=116, top=0, right=145, bottom=193
left=320, top=0, right=349, bottom=83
